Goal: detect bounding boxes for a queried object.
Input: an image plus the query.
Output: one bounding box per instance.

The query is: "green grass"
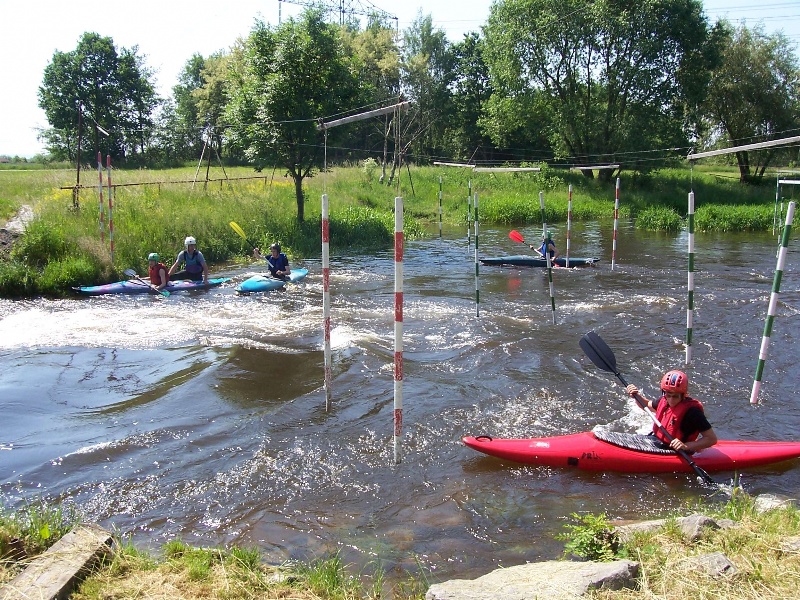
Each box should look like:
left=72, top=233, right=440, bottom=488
left=0, top=162, right=787, bottom=298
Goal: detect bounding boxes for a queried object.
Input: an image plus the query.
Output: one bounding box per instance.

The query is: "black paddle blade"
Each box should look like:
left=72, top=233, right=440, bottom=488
left=580, top=331, right=618, bottom=375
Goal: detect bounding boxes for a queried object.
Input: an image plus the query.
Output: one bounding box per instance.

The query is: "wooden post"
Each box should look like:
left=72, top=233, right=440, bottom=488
left=0, top=523, right=112, bottom=600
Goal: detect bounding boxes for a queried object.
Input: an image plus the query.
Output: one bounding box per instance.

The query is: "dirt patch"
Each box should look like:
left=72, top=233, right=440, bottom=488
left=0, top=204, right=32, bottom=257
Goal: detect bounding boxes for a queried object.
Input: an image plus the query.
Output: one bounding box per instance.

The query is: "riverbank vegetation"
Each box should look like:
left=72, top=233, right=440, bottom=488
left=591, top=491, right=800, bottom=600
left=3, top=491, right=799, bottom=599
left=0, top=163, right=787, bottom=298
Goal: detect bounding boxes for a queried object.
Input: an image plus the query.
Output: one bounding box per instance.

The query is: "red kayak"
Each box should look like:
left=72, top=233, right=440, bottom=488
left=462, top=430, right=800, bottom=473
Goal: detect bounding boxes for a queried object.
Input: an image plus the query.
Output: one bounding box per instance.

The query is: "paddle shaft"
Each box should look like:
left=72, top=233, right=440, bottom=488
left=124, top=269, right=170, bottom=297
left=509, top=230, right=544, bottom=256
left=579, top=332, right=718, bottom=487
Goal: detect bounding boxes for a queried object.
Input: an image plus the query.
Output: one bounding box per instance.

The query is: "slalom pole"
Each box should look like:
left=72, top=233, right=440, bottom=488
left=97, top=152, right=105, bottom=244
left=566, top=184, right=573, bottom=267
left=474, top=193, right=480, bottom=317
left=611, top=178, right=620, bottom=270
left=322, top=193, right=332, bottom=411
left=774, top=173, right=780, bottom=236
left=393, top=196, right=404, bottom=464
left=686, top=191, right=695, bottom=365
left=467, top=180, right=472, bottom=250
left=751, top=200, right=795, bottom=405
left=438, top=176, right=443, bottom=238
left=106, top=155, right=114, bottom=265
left=540, top=191, right=556, bottom=324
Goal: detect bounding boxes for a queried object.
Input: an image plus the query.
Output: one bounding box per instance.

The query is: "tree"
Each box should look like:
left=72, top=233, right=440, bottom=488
left=339, top=21, right=402, bottom=169
left=194, top=52, right=233, bottom=158
left=400, top=13, right=457, bottom=164
left=38, top=32, right=158, bottom=163
left=168, top=53, right=207, bottom=161
left=482, top=0, right=720, bottom=178
left=702, top=22, right=800, bottom=183
left=450, top=32, right=495, bottom=162
left=225, top=10, right=362, bottom=222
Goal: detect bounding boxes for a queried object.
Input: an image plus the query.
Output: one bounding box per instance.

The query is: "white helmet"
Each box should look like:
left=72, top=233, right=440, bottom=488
left=184, top=236, right=196, bottom=249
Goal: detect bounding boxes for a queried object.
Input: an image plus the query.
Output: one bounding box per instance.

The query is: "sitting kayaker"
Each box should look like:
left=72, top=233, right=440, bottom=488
left=626, top=370, right=718, bottom=454
left=254, top=243, right=290, bottom=280
left=530, top=230, right=560, bottom=262
left=146, top=252, right=169, bottom=291
left=169, top=236, right=209, bottom=284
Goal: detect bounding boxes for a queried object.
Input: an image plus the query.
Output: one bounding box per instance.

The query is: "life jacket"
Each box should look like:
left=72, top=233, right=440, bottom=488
left=540, top=239, right=555, bottom=258
left=267, top=252, right=289, bottom=274
left=653, top=396, right=704, bottom=443
left=180, top=249, right=205, bottom=273
left=148, top=262, right=168, bottom=285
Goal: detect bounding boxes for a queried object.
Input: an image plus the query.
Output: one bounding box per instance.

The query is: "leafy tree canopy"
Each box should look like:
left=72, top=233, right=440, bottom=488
left=38, top=32, right=158, bottom=163
left=225, top=10, right=362, bottom=221
left=482, top=0, right=721, bottom=178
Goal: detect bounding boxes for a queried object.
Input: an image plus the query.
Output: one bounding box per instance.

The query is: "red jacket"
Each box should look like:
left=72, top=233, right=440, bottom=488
left=149, top=262, right=168, bottom=287
left=653, top=396, right=704, bottom=444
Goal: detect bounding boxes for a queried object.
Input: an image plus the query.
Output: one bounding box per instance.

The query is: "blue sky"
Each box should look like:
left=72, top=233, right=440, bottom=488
left=1, top=0, right=799, bottom=157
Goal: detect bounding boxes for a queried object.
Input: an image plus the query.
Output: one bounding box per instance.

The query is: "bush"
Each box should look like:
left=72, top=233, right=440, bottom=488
left=39, top=257, right=102, bottom=296
left=10, top=220, right=68, bottom=268
left=557, top=512, right=620, bottom=561
left=0, top=261, right=38, bottom=297
left=635, top=206, right=683, bottom=232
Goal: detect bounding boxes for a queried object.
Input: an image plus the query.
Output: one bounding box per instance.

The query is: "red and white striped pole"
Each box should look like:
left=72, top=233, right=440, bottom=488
left=106, top=155, right=114, bottom=264
left=97, top=152, right=105, bottom=244
left=394, top=196, right=404, bottom=464
left=566, top=184, right=573, bottom=267
left=322, top=193, right=332, bottom=411
left=611, top=178, right=620, bottom=270
left=474, top=192, right=480, bottom=317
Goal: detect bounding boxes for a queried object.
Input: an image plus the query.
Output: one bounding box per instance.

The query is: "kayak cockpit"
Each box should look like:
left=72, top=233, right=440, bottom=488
left=593, top=429, right=675, bottom=455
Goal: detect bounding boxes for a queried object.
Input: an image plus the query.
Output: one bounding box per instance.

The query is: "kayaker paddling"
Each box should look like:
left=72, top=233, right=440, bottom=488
left=530, top=230, right=560, bottom=263
left=254, top=243, right=290, bottom=280
left=625, top=370, right=718, bottom=454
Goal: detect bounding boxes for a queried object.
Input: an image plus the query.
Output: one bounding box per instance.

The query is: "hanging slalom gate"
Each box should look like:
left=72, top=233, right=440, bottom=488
left=317, top=100, right=410, bottom=463
left=689, top=137, right=800, bottom=403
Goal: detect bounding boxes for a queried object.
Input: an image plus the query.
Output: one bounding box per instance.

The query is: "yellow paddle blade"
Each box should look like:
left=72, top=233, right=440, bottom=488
left=229, top=221, right=247, bottom=240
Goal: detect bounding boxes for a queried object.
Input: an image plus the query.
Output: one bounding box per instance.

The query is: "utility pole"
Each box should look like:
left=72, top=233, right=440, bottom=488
left=278, top=0, right=397, bottom=29
left=74, top=102, right=83, bottom=210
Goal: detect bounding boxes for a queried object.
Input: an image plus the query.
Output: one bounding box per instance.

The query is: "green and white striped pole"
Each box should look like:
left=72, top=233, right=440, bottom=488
left=467, top=180, right=472, bottom=250
left=565, top=184, right=572, bottom=267
left=474, top=192, right=480, bottom=317
left=540, top=191, right=556, bottom=324
left=438, top=176, right=443, bottom=238
left=685, top=191, right=695, bottom=365
left=774, top=174, right=780, bottom=236
left=751, top=200, right=795, bottom=405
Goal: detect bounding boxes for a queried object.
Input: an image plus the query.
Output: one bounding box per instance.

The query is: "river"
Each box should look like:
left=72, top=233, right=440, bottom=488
left=1, top=220, right=799, bottom=583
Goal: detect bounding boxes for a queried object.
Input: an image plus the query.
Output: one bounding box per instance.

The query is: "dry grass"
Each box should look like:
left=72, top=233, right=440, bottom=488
left=592, top=501, right=800, bottom=600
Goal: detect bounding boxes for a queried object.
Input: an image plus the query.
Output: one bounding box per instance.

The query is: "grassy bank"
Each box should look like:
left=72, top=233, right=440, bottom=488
left=0, top=163, right=784, bottom=298
left=3, top=492, right=799, bottom=599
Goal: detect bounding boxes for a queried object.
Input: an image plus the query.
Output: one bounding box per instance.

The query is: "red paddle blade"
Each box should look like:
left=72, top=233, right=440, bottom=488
left=509, top=230, right=525, bottom=244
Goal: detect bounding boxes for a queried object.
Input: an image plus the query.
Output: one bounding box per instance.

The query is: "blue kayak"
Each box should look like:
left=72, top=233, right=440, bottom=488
left=74, top=277, right=231, bottom=296
left=236, top=268, right=309, bottom=294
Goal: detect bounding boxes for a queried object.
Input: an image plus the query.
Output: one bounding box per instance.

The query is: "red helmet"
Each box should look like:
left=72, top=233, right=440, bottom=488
left=661, top=370, right=688, bottom=395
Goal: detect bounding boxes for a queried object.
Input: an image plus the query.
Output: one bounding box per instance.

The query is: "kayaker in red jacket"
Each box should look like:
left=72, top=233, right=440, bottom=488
left=625, top=370, right=718, bottom=454
left=147, top=253, right=169, bottom=291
